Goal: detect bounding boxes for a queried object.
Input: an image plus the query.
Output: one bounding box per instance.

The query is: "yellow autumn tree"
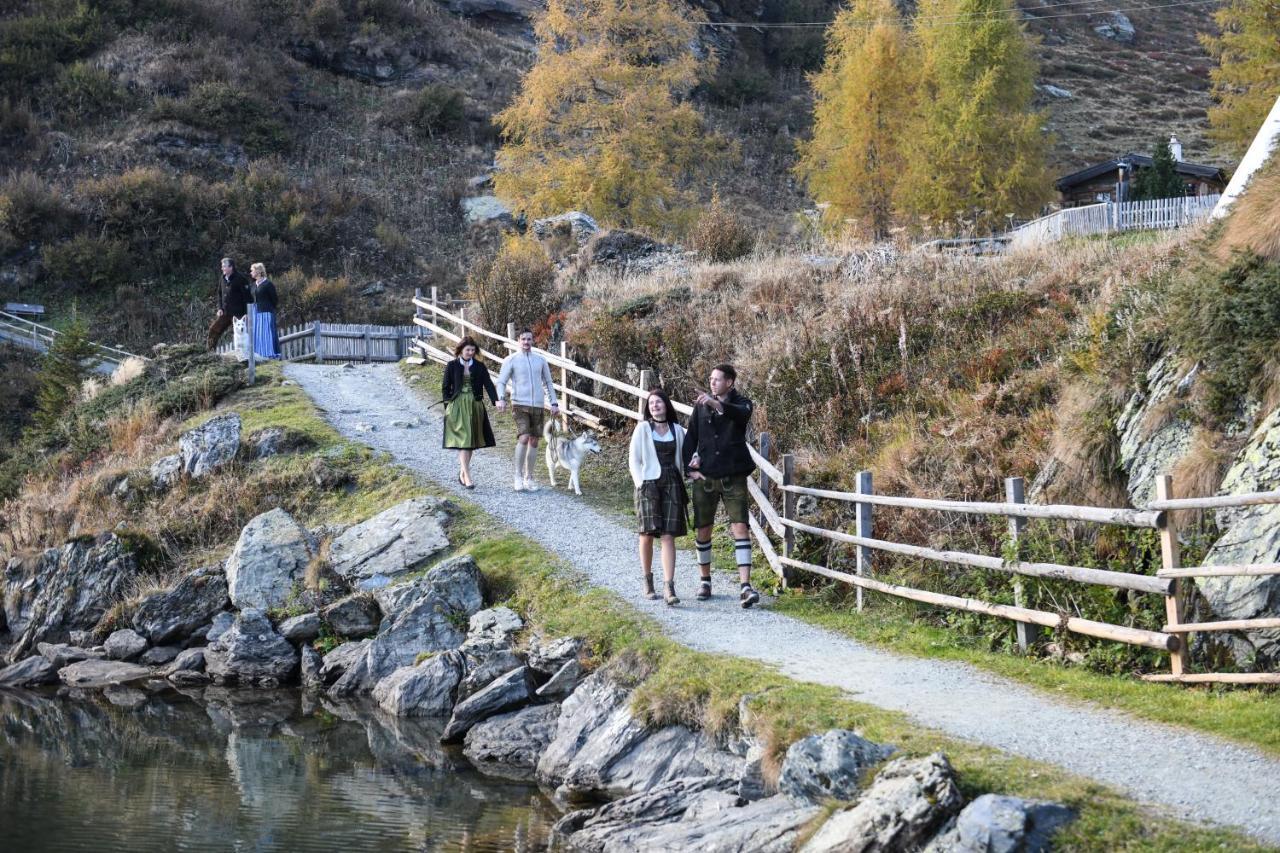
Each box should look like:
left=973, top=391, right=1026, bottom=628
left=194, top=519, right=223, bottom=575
left=494, top=0, right=723, bottom=234
left=1201, top=0, right=1280, bottom=157
left=896, top=0, right=1051, bottom=233
left=795, top=0, right=914, bottom=239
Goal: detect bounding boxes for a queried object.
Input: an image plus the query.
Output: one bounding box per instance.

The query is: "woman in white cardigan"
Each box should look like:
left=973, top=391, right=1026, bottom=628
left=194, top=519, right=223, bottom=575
left=629, top=389, right=688, bottom=605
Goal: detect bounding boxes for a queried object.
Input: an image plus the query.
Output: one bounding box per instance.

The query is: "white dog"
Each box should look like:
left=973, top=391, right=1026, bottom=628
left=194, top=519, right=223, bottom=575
left=543, top=419, right=602, bottom=495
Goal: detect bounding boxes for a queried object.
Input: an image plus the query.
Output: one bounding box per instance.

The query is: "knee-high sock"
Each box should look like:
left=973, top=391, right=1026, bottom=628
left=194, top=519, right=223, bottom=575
left=695, top=539, right=713, bottom=576
left=513, top=442, right=527, bottom=477
left=734, top=538, right=752, bottom=570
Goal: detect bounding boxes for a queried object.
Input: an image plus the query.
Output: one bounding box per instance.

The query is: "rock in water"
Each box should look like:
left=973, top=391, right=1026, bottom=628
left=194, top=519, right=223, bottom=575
left=778, top=729, right=896, bottom=804
left=223, top=508, right=315, bottom=610
left=4, top=534, right=140, bottom=663
left=132, top=565, right=229, bottom=645
left=300, top=645, right=324, bottom=690
left=37, top=642, right=103, bottom=668
left=204, top=608, right=299, bottom=687
left=58, top=659, right=151, bottom=689
left=0, top=655, right=59, bottom=687
left=317, top=639, right=371, bottom=686
left=553, top=776, right=738, bottom=850
left=464, top=703, right=562, bottom=774
left=924, top=794, right=1074, bottom=853
left=179, top=412, right=241, bottom=477
left=442, top=666, right=532, bottom=741
left=328, top=497, right=452, bottom=582
left=104, top=628, right=148, bottom=661
left=801, top=753, right=962, bottom=852
left=139, top=645, right=181, bottom=666
left=321, top=594, right=381, bottom=638
left=373, top=651, right=465, bottom=716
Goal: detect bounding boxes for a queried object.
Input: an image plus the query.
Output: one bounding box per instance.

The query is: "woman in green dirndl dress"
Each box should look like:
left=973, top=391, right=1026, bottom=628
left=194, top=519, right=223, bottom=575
left=442, top=337, right=497, bottom=489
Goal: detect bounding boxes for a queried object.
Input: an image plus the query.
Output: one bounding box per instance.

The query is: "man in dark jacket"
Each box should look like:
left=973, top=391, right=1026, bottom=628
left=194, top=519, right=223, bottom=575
left=206, top=257, right=253, bottom=350
left=682, top=363, right=759, bottom=608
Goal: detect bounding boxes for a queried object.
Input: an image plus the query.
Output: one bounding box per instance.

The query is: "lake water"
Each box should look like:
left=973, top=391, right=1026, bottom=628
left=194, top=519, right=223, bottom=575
left=0, top=686, right=558, bottom=852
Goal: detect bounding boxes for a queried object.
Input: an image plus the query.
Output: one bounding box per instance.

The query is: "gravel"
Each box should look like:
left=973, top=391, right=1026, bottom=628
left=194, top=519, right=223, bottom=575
left=289, top=362, right=1280, bottom=843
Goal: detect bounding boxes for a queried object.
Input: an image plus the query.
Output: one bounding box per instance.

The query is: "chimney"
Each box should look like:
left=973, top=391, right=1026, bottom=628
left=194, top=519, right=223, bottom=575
left=1169, top=134, right=1183, bottom=162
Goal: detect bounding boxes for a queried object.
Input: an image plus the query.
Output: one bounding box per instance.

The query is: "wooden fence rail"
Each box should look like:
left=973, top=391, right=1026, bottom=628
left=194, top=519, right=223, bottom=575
left=405, top=295, right=1280, bottom=685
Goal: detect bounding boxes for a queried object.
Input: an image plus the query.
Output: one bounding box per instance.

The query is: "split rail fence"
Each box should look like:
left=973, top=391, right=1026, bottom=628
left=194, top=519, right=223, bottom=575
left=0, top=310, right=145, bottom=375
left=1009, top=194, right=1221, bottom=249
left=407, top=292, right=1280, bottom=685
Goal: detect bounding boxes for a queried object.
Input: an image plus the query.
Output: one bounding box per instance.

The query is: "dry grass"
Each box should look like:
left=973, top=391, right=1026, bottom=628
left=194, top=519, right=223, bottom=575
left=1215, top=154, right=1280, bottom=263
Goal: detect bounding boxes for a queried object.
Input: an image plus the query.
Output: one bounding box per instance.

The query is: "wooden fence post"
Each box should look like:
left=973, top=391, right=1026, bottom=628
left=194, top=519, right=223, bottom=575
left=507, top=322, right=516, bottom=343
left=758, top=432, right=772, bottom=496
left=855, top=470, right=873, bottom=612
left=782, top=453, right=796, bottom=590
left=312, top=322, right=323, bottom=362
left=363, top=327, right=372, bottom=363
left=1005, top=476, right=1038, bottom=651
left=559, top=341, right=570, bottom=430
left=414, top=287, right=424, bottom=339
left=637, top=369, right=653, bottom=418
left=1156, top=474, right=1188, bottom=677
left=458, top=305, right=467, bottom=337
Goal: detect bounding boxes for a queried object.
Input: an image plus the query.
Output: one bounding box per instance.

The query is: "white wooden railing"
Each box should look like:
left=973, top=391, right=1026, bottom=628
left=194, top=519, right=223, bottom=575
left=1010, top=194, right=1221, bottom=249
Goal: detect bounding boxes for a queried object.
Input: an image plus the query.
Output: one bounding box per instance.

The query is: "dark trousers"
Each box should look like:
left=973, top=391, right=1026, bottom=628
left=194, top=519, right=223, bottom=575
left=206, top=312, right=232, bottom=351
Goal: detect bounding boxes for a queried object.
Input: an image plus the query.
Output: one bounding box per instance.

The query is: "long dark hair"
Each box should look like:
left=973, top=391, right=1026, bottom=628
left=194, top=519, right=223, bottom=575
left=643, top=388, right=679, bottom=426
left=454, top=336, right=479, bottom=357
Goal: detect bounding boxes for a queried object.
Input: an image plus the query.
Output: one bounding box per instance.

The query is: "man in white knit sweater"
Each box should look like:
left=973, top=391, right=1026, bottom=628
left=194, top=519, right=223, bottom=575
left=496, top=329, right=560, bottom=491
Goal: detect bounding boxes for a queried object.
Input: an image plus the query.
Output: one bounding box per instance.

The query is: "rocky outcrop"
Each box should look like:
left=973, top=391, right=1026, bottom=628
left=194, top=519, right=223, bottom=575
left=580, top=229, right=674, bottom=274
left=204, top=609, right=298, bottom=687
left=461, top=195, right=515, bottom=228
left=58, top=659, right=151, bottom=688
left=0, top=655, right=59, bottom=686
left=328, top=497, right=452, bottom=582
left=1116, top=355, right=1196, bottom=506
left=223, top=509, right=316, bottom=611
left=372, top=650, right=466, bottom=716
left=779, top=729, right=896, bottom=803
left=179, top=412, right=241, bottom=478
left=463, top=703, right=561, bottom=775
left=132, top=565, right=229, bottom=645
left=317, top=639, right=370, bottom=686
left=532, top=211, right=598, bottom=246
left=300, top=645, right=323, bottom=689
left=289, top=37, right=428, bottom=85
left=321, top=594, right=381, bottom=638
left=442, top=666, right=533, bottom=741
left=553, top=776, right=739, bottom=852
left=801, top=753, right=962, bottom=852
left=4, top=534, right=141, bottom=663
left=104, top=628, right=148, bottom=661
left=1092, top=11, right=1135, bottom=43
left=924, top=794, right=1073, bottom=853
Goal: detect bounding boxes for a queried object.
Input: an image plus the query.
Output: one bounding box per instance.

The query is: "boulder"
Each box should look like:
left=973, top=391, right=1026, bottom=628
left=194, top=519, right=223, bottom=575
left=4, top=534, right=141, bottom=663
left=59, top=659, right=151, bottom=688
left=924, top=794, right=1073, bottom=853
left=104, top=628, right=148, bottom=661
left=468, top=606, right=523, bottom=641
left=463, top=703, right=561, bottom=774
left=537, top=658, right=584, bottom=698
left=248, top=427, right=307, bottom=460
left=207, top=611, right=236, bottom=643
left=132, top=565, right=229, bottom=645
left=778, top=729, right=896, bottom=804
left=279, top=612, right=321, bottom=644
left=149, top=454, right=182, bottom=490
left=461, top=195, right=515, bottom=227
left=139, top=645, right=181, bottom=666
left=318, top=639, right=371, bottom=686
left=0, top=655, right=59, bottom=687
left=321, top=594, right=381, bottom=638
left=801, top=753, right=963, bottom=852
left=1116, top=355, right=1195, bottom=506
left=166, top=648, right=206, bottom=674
left=224, top=508, right=315, bottom=610
left=1093, top=11, right=1135, bottom=43
left=442, top=666, right=533, bottom=741
left=37, top=642, right=103, bottom=668
left=553, top=776, right=738, bottom=851
left=300, top=645, right=324, bottom=690
left=532, top=211, right=599, bottom=246
left=373, top=650, right=465, bottom=716
left=179, top=412, right=241, bottom=477
left=204, top=608, right=298, bottom=687
left=328, top=497, right=452, bottom=582
left=527, top=634, right=583, bottom=676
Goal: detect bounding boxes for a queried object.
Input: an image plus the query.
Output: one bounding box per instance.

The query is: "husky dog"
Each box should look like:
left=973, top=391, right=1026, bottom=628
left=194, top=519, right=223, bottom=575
left=543, top=419, right=602, bottom=495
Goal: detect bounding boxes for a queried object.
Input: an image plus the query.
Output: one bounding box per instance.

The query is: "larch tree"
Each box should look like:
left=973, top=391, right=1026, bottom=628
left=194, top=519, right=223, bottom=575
left=1201, top=0, right=1280, bottom=157
left=896, top=0, right=1051, bottom=233
left=795, top=0, right=914, bottom=239
left=494, top=0, right=723, bottom=234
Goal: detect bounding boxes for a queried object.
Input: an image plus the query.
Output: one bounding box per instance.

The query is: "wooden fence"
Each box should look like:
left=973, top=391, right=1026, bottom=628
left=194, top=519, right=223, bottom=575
left=407, top=294, right=1280, bottom=685
left=0, top=310, right=145, bottom=375
left=1010, top=194, right=1221, bottom=250
left=217, top=321, right=418, bottom=363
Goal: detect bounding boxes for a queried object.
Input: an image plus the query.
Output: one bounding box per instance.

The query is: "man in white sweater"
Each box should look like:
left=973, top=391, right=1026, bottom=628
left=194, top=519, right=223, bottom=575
left=496, top=329, right=560, bottom=491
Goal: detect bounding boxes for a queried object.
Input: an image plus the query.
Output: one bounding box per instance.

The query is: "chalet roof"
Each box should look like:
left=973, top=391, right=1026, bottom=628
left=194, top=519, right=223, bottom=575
left=1056, top=154, right=1225, bottom=191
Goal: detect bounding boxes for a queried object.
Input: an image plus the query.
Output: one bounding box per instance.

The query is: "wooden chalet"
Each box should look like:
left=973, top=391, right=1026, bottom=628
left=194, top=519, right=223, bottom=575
left=1056, top=136, right=1226, bottom=207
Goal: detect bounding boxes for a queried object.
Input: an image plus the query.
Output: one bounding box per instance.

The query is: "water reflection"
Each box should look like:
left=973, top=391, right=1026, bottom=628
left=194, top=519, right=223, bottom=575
left=0, top=687, right=557, bottom=852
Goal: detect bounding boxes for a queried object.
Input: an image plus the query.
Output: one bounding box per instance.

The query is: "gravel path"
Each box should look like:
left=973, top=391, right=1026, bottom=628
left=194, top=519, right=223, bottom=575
left=289, top=362, right=1280, bottom=844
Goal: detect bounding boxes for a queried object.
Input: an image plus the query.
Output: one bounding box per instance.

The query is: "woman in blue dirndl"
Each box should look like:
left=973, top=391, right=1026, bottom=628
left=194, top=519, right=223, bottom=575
left=249, top=262, right=280, bottom=359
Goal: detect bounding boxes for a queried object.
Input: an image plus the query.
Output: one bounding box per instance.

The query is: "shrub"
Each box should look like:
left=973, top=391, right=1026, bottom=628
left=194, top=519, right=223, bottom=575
left=0, top=97, right=38, bottom=147
left=78, top=166, right=225, bottom=268
left=153, top=81, right=291, bottom=154
left=42, top=235, right=131, bottom=292
left=53, top=61, right=127, bottom=123
left=387, top=84, right=466, bottom=140
left=705, top=61, right=775, bottom=106
left=0, top=1, right=112, bottom=96
left=466, top=236, right=557, bottom=331
left=689, top=197, right=755, bottom=262
left=275, top=269, right=353, bottom=325
left=0, top=171, right=79, bottom=245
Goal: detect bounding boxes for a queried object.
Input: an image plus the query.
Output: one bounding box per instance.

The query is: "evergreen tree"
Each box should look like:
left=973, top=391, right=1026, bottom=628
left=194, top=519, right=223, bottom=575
left=33, top=317, right=95, bottom=436
left=896, top=0, right=1051, bottom=232
left=795, top=0, right=913, bottom=239
left=1201, top=0, right=1280, bottom=157
left=494, top=0, right=723, bottom=234
left=1130, top=140, right=1186, bottom=201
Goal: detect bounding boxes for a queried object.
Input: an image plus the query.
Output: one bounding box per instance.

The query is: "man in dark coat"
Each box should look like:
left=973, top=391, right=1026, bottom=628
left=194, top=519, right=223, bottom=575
left=206, top=257, right=253, bottom=350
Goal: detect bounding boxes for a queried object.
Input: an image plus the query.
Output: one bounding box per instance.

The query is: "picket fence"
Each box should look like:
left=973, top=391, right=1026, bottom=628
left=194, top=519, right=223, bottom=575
left=1010, top=194, right=1221, bottom=249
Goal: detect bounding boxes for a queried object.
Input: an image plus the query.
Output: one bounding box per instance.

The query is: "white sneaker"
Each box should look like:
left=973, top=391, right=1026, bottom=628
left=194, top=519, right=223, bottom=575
left=512, top=476, right=525, bottom=492
left=523, top=477, right=540, bottom=492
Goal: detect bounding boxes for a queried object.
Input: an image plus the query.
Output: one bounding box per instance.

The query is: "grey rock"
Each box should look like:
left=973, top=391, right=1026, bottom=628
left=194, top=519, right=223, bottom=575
left=924, top=794, right=1073, bottom=853
left=738, top=746, right=770, bottom=801
left=1093, top=11, right=1135, bottom=43
left=372, top=650, right=465, bottom=716
left=248, top=427, right=306, bottom=460
left=328, top=496, right=452, bottom=582
left=0, top=655, right=59, bottom=687
left=321, top=594, right=381, bottom=638
left=59, top=659, right=152, bottom=688
left=166, top=648, right=206, bottom=674
left=300, top=645, right=324, bottom=690
left=224, top=508, right=315, bottom=610
left=37, top=642, right=102, bottom=668
left=4, top=534, right=141, bottom=663
left=279, top=612, right=321, bottom=643
left=461, top=195, right=514, bottom=227
left=1116, top=356, right=1196, bottom=506
left=532, top=211, right=599, bottom=245
left=207, top=611, right=236, bottom=643
left=288, top=39, right=426, bottom=85
left=1036, top=84, right=1073, bottom=99
left=537, top=658, right=584, bottom=698
left=779, top=729, right=896, bottom=804
left=149, top=453, right=182, bottom=490
left=170, top=669, right=210, bottom=687
left=554, top=776, right=738, bottom=851
left=459, top=647, right=523, bottom=699
left=139, top=645, right=181, bottom=666
left=581, top=229, right=671, bottom=272
left=104, top=628, right=148, bottom=661
left=442, top=666, right=532, bottom=741
left=527, top=634, right=583, bottom=675
left=468, top=606, right=523, bottom=641
left=464, top=703, right=561, bottom=773
left=318, top=639, right=371, bottom=686
left=583, top=792, right=820, bottom=853
left=133, top=565, right=229, bottom=645
left=801, top=753, right=962, bottom=852
left=179, top=412, right=241, bottom=477
left=204, top=609, right=298, bottom=687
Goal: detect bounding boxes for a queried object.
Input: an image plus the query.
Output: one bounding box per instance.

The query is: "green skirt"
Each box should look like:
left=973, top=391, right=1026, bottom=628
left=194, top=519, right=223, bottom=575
left=443, top=384, right=494, bottom=450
